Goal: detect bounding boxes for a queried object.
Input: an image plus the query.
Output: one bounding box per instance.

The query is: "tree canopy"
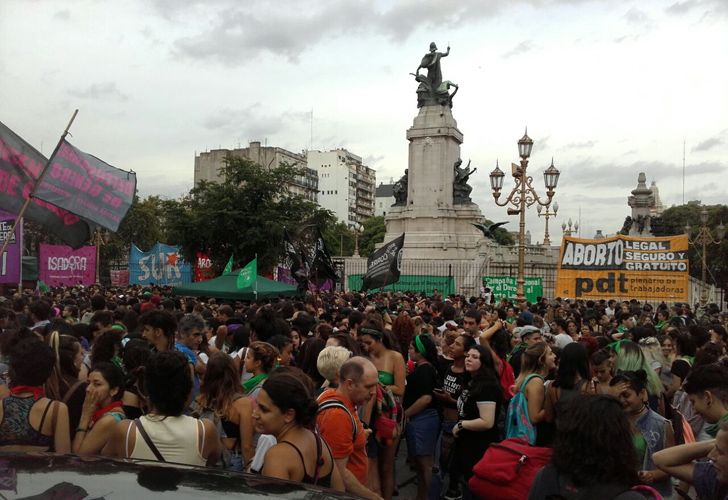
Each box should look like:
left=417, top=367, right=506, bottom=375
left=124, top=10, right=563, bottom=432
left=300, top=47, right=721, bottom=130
left=655, top=201, right=728, bottom=289
left=164, top=156, right=334, bottom=273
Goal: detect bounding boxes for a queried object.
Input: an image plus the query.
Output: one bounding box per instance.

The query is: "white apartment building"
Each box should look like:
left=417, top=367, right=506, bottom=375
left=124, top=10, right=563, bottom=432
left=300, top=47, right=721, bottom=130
left=194, top=141, right=318, bottom=202
left=375, top=182, right=395, bottom=217
left=307, top=149, right=375, bottom=225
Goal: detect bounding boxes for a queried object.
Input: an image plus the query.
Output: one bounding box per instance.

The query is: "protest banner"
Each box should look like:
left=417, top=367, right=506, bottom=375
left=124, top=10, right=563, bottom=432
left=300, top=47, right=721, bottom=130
left=129, top=242, right=191, bottom=286
left=0, top=211, right=21, bottom=284
left=109, top=269, right=130, bottom=286
left=361, top=234, right=405, bottom=291
left=482, top=276, right=543, bottom=303
left=0, top=119, right=93, bottom=248
left=39, top=244, right=96, bottom=286
left=556, top=234, right=689, bottom=301
left=34, top=139, right=136, bottom=232
left=195, top=252, right=216, bottom=282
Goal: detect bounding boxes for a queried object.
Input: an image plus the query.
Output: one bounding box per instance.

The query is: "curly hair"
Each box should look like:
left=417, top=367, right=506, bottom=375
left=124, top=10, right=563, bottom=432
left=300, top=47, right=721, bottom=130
left=552, top=394, right=639, bottom=487
left=9, top=338, right=56, bottom=387
left=144, top=351, right=192, bottom=417
left=247, top=341, right=279, bottom=374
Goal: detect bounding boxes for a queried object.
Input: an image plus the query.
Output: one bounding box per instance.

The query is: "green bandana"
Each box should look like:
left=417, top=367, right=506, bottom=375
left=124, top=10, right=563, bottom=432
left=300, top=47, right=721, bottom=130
left=243, top=373, right=267, bottom=394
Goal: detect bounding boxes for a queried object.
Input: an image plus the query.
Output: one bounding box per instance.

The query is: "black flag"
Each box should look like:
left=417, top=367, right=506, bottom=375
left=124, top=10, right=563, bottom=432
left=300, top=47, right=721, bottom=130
left=310, top=228, right=338, bottom=286
left=283, top=228, right=309, bottom=291
left=361, top=233, right=404, bottom=291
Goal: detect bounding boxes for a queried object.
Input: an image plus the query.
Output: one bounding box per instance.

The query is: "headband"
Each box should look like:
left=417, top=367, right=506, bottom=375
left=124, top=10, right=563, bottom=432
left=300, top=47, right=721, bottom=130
left=359, top=327, right=383, bottom=340
left=415, top=335, right=426, bottom=355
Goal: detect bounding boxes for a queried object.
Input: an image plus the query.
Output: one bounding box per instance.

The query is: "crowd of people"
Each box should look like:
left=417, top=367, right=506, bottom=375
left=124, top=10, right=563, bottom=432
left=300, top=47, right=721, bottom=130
left=0, top=285, right=726, bottom=500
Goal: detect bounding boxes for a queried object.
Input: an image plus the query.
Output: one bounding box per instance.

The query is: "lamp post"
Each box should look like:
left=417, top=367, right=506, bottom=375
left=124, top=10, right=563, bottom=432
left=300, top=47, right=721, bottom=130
left=351, top=222, right=363, bottom=257
left=562, top=218, right=579, bottom=237
left=537, top=200, right=558, bottom=246
left=489, top=130, right=560, bottom=303
left=93, top=228, right=109, bottom=285
left=685, top=207, right=725, bottom=306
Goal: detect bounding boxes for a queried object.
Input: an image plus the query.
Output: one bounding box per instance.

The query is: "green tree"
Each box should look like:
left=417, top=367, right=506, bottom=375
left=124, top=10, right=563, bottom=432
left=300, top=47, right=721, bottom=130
left=655, top=202, right=728, bottom=288
left=323, top=221, right=354, bottom=257
left=360, top=216, right=386, bottom=257
left=165, top=156, right=333, bottom=273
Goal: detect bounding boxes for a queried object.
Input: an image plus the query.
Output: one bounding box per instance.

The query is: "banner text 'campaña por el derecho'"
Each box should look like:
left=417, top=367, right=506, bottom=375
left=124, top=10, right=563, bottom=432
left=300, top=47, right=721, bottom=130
left=556, top=234, right=689, bottom=300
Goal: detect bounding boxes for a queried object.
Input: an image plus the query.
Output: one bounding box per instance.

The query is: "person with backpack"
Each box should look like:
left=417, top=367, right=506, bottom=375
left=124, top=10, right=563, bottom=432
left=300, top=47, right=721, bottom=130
left=529, top=395, right=649, bottom=499
left=196, top=352, right=248, bottom=471
left=316, top=356, right=382, bottom=500
left=449, top=344, right=503, bottom=500
left=505, top=341, right=555, bottom=445
left=543, top=342, right=593, bottom=431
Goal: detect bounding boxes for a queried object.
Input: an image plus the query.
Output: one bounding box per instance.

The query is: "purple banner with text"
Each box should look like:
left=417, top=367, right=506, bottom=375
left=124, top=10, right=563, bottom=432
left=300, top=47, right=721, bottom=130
left=39, top=244, right=96, bottom=286
left=0, top=211, right=21, bottom=284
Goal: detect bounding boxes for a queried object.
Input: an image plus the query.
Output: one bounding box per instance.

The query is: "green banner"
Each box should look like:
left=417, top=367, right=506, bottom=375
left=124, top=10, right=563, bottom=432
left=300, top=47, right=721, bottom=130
left=237, top=258, right=257, bottom=289
left=349, top=274, right=454, bottom=295
left=482, top=276, right=543, bottom=303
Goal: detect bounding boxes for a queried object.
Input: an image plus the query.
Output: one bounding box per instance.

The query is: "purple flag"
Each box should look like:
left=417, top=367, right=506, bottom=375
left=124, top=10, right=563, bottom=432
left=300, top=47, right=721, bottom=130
left=0, top=120, right=94, bottom=247
left=34, top=140, right=136, bottom=232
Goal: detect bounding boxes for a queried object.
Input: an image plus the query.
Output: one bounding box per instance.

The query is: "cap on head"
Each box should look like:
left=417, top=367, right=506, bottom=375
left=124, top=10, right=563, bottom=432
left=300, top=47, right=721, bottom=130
left=517, top=325, right=541, bottom=341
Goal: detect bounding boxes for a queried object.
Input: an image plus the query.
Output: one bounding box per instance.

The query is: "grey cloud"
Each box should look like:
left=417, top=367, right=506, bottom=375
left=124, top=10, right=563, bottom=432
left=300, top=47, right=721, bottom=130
left=666, top=0, right=728, bottom=16
left=53, top=9, right=70, bottom=21
left=158, top=0, right=591, bottom=65
left=691, top=137, right=723, bottom=152
left=502, top=40, right=534, bottom=59
left=623, top=7, right=650, bottom=25
left=363, top=154, right=385, bottom=166
left=67, top=82, right=128, bottom=101
left=564, top=140, right=596, bottom=149
left=561, top=159, right=727, bottom=190
left=202, top=105, right=311, bottom=141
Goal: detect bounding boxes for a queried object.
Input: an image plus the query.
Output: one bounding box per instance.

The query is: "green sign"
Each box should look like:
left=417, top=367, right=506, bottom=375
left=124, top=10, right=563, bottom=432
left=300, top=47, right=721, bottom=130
left=483, top=276, right=543, bottom=303
left=348, top=274, right=455, bottom=295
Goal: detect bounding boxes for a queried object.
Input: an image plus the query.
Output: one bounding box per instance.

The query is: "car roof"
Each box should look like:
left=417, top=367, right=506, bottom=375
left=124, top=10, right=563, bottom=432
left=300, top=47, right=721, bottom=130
left=0, top=453, right=354, bottom=499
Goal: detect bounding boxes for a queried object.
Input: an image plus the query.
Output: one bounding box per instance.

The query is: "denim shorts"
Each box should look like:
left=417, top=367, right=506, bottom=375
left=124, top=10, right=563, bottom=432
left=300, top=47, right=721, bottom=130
left=405, top=408, right=440, bottom=457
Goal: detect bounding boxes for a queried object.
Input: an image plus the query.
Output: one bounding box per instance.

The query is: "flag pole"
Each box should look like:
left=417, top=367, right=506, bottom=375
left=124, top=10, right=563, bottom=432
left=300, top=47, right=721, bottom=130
left=0, top=109, right=79, bottom=258
left=254, top=253, right=258, bottom=300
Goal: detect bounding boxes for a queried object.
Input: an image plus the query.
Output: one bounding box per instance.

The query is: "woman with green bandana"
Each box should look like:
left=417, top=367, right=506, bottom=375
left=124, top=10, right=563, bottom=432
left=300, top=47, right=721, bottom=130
left=240, top=341, right=278, bottom=470
left=404, top=334, right=441, bottom=500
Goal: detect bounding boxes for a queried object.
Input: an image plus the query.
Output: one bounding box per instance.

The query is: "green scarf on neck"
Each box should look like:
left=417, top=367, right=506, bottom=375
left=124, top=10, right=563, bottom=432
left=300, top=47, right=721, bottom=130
left=243, top=373, right=267, bottom=394
left=705, top=412, right=728, bottom=438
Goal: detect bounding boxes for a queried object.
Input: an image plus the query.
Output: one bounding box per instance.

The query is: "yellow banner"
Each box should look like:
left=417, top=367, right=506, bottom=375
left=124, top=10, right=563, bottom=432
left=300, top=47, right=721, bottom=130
left=555, top=234, right=689, bottom=301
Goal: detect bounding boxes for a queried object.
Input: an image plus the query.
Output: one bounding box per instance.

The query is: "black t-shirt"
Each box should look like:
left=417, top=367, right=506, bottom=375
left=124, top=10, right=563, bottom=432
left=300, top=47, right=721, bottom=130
left=455, top=380, right=503, bottom=477
left=442, top=367, right=468, bottom=409
left=404, top=362, right=439, bottom=410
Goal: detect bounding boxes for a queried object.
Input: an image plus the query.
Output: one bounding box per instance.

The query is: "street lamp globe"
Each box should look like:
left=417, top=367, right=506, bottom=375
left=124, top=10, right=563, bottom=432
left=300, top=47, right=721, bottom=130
left=537, top=204, right=543, bottom=214
left=518, top=130, right=533, bottom=159
left=684, top=223, right=691, bottom=235
left=489, top=161, right=505, bottom=192
left=717, top=222, right=726, bottom=240
left=543, top=160, right=560, bottom=191
left=700, top=207, right=709, bottom=225
left=553, top=201, right=559, bottom=214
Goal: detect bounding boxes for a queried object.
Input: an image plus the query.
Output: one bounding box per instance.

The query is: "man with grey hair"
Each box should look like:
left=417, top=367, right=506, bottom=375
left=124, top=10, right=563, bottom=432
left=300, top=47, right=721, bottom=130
left=317, top=356, right=381, bottom=500
left=175, top=314, right=206, bottom=401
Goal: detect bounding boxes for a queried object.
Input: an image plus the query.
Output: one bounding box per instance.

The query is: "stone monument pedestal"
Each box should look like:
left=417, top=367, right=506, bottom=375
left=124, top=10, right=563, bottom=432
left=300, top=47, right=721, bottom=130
left=383, top=105, right=485, bottom=260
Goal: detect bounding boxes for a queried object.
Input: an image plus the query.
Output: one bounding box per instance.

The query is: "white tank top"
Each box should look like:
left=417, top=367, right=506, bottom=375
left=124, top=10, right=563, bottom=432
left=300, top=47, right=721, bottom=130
left=127, top=415, right=206, bottom=466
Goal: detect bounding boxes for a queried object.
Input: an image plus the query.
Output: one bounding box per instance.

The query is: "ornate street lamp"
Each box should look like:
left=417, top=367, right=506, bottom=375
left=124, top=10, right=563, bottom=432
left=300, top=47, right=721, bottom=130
left=537, top=199, right=558, bottom=246
left=489, top=129, right=560, bottom=302
left=685, top=206, right=725, bottom=306
left=562, top=218, right=579, bottom=237
left=350, top=222, right=363, bottom=257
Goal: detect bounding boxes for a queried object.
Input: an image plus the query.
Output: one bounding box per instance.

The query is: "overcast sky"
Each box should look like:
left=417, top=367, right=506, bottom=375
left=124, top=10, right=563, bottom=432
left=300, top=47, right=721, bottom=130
left=1, top=0, right=726, bottom=244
